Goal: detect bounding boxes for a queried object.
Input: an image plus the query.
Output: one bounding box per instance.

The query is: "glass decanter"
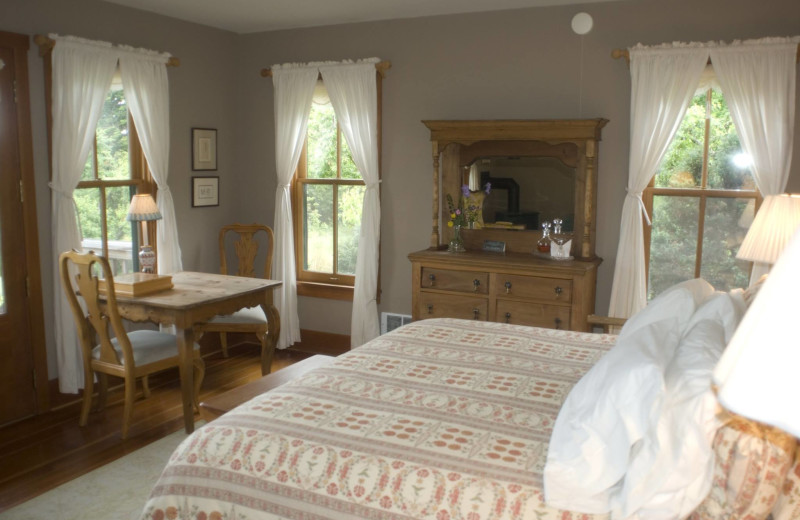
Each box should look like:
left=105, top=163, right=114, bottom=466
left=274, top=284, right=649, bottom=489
left=537, top=221, right=552, bottom=253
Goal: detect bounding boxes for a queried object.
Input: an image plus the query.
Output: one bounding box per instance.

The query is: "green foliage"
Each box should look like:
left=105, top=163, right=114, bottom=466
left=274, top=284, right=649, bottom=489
left=303, top=98, right=364, bottom=275
left=648, top=89, right=753, bottom=299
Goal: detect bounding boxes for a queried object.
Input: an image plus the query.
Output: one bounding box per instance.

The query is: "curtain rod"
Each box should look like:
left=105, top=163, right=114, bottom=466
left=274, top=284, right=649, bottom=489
left=260, top=60, right=391, bottom=78
left=612, top=44, right=800, bottom=65
left=33, top=35, right=180, bottom=67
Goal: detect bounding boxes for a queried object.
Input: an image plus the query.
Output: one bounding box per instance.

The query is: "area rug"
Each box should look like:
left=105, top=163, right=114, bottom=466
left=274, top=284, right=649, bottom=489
left=1, top=422, right=204, bottom=520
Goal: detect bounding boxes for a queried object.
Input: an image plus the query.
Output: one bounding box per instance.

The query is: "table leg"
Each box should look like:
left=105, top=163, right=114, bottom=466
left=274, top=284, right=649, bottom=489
left=261, top=302, right=281, bottom=375
left=177, top=326, right=196, bottom=434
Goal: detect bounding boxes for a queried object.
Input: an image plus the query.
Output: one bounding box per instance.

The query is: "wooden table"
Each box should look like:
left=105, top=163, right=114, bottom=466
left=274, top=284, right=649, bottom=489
left=109, top=271, right=282, bottom=434
left=200, top=354, right=335, bottom=422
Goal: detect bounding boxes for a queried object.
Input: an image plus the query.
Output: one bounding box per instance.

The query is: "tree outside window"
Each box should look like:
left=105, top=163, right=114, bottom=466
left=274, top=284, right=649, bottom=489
left=293, top=86, right=365, bottom=294
left=644, top=88, right=759, bottom=299
left=74, top=79, right=154, bottom=276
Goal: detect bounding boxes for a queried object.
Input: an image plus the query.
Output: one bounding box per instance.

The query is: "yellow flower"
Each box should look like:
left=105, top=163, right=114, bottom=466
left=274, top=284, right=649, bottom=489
left=447, top=221, right=454, bottom=227
left=450, top=213, right=456, bottom=219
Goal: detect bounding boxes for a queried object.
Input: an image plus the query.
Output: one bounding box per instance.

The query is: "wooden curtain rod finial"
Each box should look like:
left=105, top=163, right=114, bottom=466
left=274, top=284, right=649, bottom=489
left=33, top=34, right=180, bottom=66
left=260, top=60, right=392, bottom=78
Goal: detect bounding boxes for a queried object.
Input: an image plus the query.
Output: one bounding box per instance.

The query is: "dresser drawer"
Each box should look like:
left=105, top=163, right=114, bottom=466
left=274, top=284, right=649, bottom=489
left=491, top=273, right=572, bottom=302
left=420, top=267, right=489, bottom=294
left=418, top=293, right=489, bottom=321
left=496, top=300, right=571, bottom=329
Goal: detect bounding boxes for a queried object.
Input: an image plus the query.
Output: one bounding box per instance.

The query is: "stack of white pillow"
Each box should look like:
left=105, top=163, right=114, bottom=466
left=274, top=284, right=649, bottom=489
left=544, top=278, right=746, bottom=520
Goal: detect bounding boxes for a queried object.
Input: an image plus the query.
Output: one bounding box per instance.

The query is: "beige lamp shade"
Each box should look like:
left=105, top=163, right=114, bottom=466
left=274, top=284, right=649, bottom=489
left=736, top=194, right=800, bottom=264
left=126, top=194, right=162, bottom=222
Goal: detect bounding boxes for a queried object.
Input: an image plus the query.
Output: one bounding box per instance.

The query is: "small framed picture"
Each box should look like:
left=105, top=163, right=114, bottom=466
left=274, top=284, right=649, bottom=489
left=192, top=176, right=219, bottom=207
left=192, top=128, right=217, bottom=171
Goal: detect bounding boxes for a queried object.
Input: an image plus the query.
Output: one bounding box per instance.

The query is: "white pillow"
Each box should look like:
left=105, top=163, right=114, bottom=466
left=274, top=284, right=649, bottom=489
left=544, top=278, right=714, bottom=513
left=618, top=310, right=734, bottom=519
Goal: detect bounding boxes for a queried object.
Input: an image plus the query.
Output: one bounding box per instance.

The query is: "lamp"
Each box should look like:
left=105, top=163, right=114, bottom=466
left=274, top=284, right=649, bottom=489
left=714, top=224, right=800, bottom=437
left=737, top=194, right=800, bottom=265
left=126, top=194, right=162, bottom=273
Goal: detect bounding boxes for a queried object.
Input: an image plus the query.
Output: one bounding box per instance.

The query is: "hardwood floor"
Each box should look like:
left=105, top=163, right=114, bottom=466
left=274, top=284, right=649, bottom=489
left=0, top=342, right=313, bottom=513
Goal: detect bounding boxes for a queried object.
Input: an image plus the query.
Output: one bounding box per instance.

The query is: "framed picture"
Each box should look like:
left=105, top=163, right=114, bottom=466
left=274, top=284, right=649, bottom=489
left=192, top=176, right=219, bottom=207
left=192, top=128, right=217, bottom=171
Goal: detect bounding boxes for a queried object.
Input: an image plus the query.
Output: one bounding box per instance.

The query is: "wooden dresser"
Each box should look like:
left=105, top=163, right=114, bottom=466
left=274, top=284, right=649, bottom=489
left=411, top=119, right=607, bottom=332
left=409, top=249, right=599, bottom=331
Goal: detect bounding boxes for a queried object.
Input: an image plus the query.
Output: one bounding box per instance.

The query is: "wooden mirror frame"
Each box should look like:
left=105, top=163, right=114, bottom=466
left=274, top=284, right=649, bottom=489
left=423, top=119, right=607, bottom=260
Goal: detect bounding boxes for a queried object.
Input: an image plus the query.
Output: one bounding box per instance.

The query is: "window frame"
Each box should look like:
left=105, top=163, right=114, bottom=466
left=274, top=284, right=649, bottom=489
left=643, top=88, right=761, bottom=290
left=291, top=74, right=382, bottom=301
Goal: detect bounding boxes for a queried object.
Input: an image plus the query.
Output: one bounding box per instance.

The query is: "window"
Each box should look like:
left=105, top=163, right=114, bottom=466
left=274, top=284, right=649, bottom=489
left=644, top=88, right=759, bottom=300
left=74, top=75, right=155, bottom=276
left=293, top=82, right=377, bottom=300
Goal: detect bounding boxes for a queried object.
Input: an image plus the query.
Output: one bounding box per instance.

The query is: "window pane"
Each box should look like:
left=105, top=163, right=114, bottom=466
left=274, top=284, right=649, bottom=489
left=707, top=90, right=753, bottom=190
left=340, top=134, right=361, bottom=180
left=82, top=148, right=95, bottom=181
left=96, top=89, right=130, bottom=180
left=307, top=102, right=337, bottom=180
left=106, top=186, right=135, bottom=275
left=700, top=197, right=753, bottom=290
left=337, top=184, right=365, bottom=275
left=303, top=183, right=334, bottom=273
left=648, top=195, right=699, bottom=299
left=75, top=188, right=102, bottom=247
left=655, top=93, right=706, bottom=188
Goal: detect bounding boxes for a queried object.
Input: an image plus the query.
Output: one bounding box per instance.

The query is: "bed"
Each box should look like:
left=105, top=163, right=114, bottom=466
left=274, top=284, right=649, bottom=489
left=139, top=280, right=799, bottom=520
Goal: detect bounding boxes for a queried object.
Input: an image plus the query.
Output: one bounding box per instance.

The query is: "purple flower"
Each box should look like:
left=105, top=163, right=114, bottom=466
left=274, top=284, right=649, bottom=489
left=455, top=209, right=461, bottom=215
left=484, top=182, right=491, bottom=194
left=461, top=185, right=470, bottom=198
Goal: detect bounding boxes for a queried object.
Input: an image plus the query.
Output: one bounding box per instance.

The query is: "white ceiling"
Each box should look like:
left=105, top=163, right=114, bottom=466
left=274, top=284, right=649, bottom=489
left=101, top=0, right=626, bottom=34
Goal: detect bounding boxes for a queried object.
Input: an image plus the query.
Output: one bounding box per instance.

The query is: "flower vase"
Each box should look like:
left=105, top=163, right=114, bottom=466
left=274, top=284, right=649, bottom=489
left=448, top=225, right=466, bottom=253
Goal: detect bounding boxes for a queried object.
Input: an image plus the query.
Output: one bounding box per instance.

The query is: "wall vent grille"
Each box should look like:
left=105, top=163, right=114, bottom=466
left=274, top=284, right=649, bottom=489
left=380, top=312, right=412, bottom=335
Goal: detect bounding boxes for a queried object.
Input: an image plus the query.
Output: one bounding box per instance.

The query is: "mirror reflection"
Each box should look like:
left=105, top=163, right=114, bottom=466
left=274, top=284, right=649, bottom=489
left=463, top=156, right=576, bottom=232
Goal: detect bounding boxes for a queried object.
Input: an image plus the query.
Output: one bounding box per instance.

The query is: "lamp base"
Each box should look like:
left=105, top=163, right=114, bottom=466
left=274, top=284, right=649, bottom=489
left=139, top=245, right=156, bottom=274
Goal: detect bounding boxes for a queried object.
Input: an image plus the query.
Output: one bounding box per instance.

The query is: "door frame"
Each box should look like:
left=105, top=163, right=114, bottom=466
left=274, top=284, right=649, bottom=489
left=1, top=31, right=49, bottom=415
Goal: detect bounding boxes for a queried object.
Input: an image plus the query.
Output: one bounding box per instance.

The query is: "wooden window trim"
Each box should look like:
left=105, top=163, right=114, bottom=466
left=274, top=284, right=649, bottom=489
left=291, top=73, right=383, bottom=301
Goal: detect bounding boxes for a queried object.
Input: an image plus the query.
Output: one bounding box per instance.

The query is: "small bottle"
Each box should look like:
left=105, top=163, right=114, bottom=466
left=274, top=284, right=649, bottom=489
left=552, top=218, right=566, bottom=246
left=537, top=221, right=552, bottom=253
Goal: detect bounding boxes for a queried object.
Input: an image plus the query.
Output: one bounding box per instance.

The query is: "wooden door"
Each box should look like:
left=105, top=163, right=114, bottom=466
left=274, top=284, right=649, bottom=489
left=0, top=32, right=47, bottom=426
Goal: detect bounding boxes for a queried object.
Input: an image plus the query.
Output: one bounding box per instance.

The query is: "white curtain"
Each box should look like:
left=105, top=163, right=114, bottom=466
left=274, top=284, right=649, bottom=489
left=50, top=35, right=118, bottom=393
left=271, top=65, right=319, bottom=349
left=710, top=37, right=800, bottom=283
left=608, top=44, right=709, bottom=319
left=320, top=59, right=381, bottom=347
left=119, top=49, right=183, bottom=274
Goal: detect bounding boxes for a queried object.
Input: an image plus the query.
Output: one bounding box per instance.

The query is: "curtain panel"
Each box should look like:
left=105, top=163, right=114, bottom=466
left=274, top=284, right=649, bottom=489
left=319, top=59, right=381, bottom=347
left=49, top=35, right=178, bottom=392
left=710, top=37, right=800, bottom=284
left=271, top=65, right=319, bottom=349
left=608, top=44, right=710, bottom=320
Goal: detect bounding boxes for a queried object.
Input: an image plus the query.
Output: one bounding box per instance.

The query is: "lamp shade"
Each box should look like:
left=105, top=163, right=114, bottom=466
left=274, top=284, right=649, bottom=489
left=736, top=194, right=800, bottom=264
left=714, top=225, right=800, bottom=437
left=126, top=194, right=162, bottom=222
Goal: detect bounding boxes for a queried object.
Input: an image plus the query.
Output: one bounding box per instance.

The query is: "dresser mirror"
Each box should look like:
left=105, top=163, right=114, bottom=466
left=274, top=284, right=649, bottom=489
left=463, top=155, right=577, bottom=233
left=423, top=119, right=607, bottom=260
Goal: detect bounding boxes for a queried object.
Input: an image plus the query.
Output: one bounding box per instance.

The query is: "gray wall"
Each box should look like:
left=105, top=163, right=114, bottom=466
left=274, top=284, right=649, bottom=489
left=1, top=0, right=799, bottom=377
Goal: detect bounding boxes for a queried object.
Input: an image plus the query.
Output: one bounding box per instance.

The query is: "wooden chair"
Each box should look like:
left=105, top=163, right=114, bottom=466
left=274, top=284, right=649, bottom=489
left=195, top=223, right=276, bottom=375
left=59, top=250, right=204, bottom=439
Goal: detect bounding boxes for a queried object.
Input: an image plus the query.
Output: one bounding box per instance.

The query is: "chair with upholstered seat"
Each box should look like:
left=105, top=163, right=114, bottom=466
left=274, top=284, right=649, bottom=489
left=59, top=250, right=205, bottom=439
left=195, top=223, right=275, bottom=375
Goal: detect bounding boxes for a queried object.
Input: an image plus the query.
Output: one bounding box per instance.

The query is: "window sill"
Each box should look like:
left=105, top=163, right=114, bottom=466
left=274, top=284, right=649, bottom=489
left=297, top=281, right=354, bottom=302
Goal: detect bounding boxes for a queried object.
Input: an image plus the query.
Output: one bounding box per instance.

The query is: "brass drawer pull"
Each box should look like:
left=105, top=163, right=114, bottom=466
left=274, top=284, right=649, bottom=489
left=504, top=281, right=512, bottom=293
left=473, top=308, right=480, bottom=320
left=473, top=279, right=481, bottom=292
left=505, top=312, right=511, bottom=323
left=427, top=304, right=433, bottom=314
left=554, top=286, right=563, bottom=296
left=428, top=274, right=436, bottom=287
left=554, top=317, right=562, bottom=329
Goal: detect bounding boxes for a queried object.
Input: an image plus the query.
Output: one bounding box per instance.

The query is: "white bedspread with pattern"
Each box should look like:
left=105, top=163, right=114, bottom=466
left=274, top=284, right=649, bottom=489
left=140, top=318, right=616, bottom=520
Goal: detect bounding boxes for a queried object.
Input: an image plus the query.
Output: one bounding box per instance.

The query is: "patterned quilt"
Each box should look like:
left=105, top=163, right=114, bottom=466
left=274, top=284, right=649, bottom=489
left=140, top=318, right=616, bottom=520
